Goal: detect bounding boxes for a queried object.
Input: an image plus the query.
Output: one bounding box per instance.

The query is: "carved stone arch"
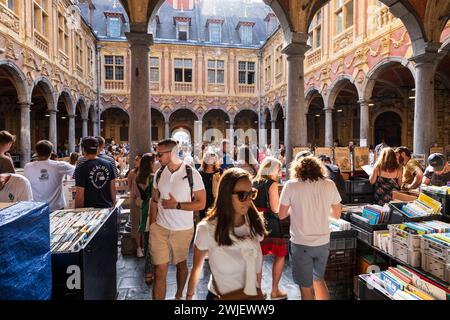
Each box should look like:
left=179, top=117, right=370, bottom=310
left=327, top=74, right=361, bottom=109
left=30, top=76, right=56, bottom=110
left=362, top=57, right=415, bottom=102
left=201, top=107, right=230, bottom=122
left=0, top=59, right=30, bottom=103
left=58, top=89, right=74, bottom=115
left=101, top=104, right=130, bottom=117
left=271, top=102, right=285, bottom=121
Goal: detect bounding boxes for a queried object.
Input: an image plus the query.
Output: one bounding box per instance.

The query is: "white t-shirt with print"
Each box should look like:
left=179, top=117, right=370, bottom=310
left=153, top=164, right=205, bottom=231
left=194, top=220, right=263, bottom=296
left=0, top=174, right=33, bottom=202
left=24, top=160, right=75, bottom=211
left=280, top=178, right=341, bottom=246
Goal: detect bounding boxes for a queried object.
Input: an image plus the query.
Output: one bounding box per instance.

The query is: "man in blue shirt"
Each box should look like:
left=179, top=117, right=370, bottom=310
left=74, top=137, right=117, bottom=208
left=219, top=139, right=234, bottom=170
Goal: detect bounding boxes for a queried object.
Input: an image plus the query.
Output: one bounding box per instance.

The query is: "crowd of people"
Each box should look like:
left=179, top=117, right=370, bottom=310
left=0, top=128, right=449, bottom=300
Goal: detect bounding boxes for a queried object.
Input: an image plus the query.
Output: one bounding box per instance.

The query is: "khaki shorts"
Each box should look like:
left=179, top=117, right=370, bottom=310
left=149, top=223, right=194, bottom=265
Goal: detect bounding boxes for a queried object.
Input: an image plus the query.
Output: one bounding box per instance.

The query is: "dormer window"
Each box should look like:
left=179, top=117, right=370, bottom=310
left=174, top=17, right=191, bottom=41
left=104, top=12, right=125, bottom=38
left=264, top=12, right=278, bottom=35
left=207, top=19, right=224, bottom=43
left=236, top=21, right=254, bottom=45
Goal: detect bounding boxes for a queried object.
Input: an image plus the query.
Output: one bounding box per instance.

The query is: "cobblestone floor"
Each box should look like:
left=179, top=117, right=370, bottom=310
left=116, top=248, right=301, bottom=300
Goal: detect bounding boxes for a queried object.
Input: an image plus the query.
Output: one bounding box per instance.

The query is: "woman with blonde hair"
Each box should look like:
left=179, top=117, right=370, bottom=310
left=252, top=156, right=287, bottom=300
left=186, top=168, right=267, bottom=300
left=278, top=156, right=342, bottom=300
left=369, top=147, right=402, bottom=205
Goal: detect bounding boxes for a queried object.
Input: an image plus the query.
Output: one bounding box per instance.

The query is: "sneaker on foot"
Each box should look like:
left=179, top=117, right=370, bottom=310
left=136, top=247, right=144, bottom=258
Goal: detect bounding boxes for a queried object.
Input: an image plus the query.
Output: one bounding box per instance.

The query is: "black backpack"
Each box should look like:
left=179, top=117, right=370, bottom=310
left=155, top=164, right=195, bottom=201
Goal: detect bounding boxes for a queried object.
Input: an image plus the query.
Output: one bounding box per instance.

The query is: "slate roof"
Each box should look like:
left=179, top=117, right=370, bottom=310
left=85, top=0, right=279, bottom=47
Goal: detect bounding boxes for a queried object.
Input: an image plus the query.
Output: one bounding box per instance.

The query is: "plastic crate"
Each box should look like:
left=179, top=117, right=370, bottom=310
left=349, top=194, right=374, bottom=204
left=325, top=266, right=356, bottom=282
left=350, top=178, right=374, bottom=195
left=327, top=248, right=357, bottom=268
left=421, top=236, right=450, bottom=265
left=421, top=252, right=450, bottom=283
left=326, top=280, right=353, bottom=300
left=392, top=240, right=421, bottom=267
left=388, top=224, right=422, bottom=250
left=329, top=237, right=357, bottom=251
left=389, top=202, right=441, bottom=222
left=422, top=190, right=450, bottom=216
left=350, top=224, right=374, bottom=245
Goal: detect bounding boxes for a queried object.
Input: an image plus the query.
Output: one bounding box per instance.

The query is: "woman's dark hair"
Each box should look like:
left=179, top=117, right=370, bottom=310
left=69, top=152, right=79, bottom=165
left=290, top=156, right=326, bottom=182
left=206, top=168, right=267, bottom=246
left=136, top=153, right=155, bottom=185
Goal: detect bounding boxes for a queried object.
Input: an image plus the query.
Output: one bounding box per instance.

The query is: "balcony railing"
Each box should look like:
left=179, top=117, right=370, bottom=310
left=0, top=3, right=20, bottom=34
left=58, top=51, right=69, bottom=69
left=207, top=84, right=225, bottom=93
left=306, top=48, right=322, bottom=67
left=238, top=84, right=255, bottom=94
left=34, top=31, right=49, bottom=55
left=104, top=80, right=125, bottom=91
left=150, top=82, right=160, bottom=91
left=174, top=83, right=192, bottom=92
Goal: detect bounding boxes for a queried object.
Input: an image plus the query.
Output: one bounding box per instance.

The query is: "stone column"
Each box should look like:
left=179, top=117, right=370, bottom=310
left=20, top=102, right=31, bottom=167
left=359, top=100, right=370, bottom=146
left=125, top=31, right=154, bottom=165
left=228, top=122, right=234, bottom=145
left=324, top=108, right=333, bottom=147
left=196, top=120, right=203, bottom=144
left=259, top=122, right=266, bottom=148
left=92, top=112, right=99, bottom=137
left=68, top=114, right=76, bottom=154
left=412, top=54, right=437, bottom=157
left=271, top=120, right=277, bottom=150
left=49, top=109, right=57, bottom=150
left=82, top=116, right=88, bottom=138
left=281, top=33, right=310, bottom=174
left=164, top=120, right=170, bottom=139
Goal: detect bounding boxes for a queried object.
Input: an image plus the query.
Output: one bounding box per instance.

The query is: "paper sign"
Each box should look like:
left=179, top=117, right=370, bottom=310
left=334, top=147, right=351, bottom=172
left=430, top=147, right=444, bottom=155
left=354, top=147, right=370, bottom=171
left=314, top=147, right=332, bottom=159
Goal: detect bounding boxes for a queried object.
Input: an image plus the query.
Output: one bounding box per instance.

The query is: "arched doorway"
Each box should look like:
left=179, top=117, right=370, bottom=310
left=234, top=109, right=258, bottom=146
left=172, top=128, right=191, bottom=145
left=202, top=109, right=230, bottom=144
left=306, top=92, right=325, bottom=147
left=101, top=107, right=130, bottom=144
left=374, top=112, right=402, bottom=147
left=169, top=109, right=197, bottom=146
left=56, top=92, right=71, bottom=157
left=151, top=108, right=165, bottom=142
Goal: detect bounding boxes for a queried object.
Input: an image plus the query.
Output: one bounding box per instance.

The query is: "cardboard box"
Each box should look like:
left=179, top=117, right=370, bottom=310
left=392, top=190, right=419, bottom=202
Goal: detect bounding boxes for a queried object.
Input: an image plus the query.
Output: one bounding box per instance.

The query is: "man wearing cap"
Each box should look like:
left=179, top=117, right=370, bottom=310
left=423, top=153, right=450, bottom=187
left=395, top=146, right=423, bottom=190
left=74, top=137, right=117, bottom=208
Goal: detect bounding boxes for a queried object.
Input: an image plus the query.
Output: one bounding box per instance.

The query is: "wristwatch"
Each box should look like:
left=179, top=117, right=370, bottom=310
left=176, top=202, right=182, bottom=209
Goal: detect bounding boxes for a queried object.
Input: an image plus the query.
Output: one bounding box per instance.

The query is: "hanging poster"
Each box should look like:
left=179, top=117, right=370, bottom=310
left=314, top=147, right=333, bottom=159
left=429, top=147, right=444, bottom=155
left=354, top=147, right=370, bottom=171
left=334, top=147, right=351, bottom=172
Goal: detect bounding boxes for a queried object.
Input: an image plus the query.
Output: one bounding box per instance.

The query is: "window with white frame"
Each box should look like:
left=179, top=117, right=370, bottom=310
left=335, top=0, right=354, bottom=35
left=177, top=22, right=189, bottom=41
left=108, top=17, right=121, bottom=38
left=58, top=12, right=69, bottom=54
left=174, top=58, right=192, bottom=82
left=34, top=0, right=49, bottom=36
left=150, top=57, right=160, bottom=83
left=104, top=55, right=124, bottom=81
left=238, top=61, right=255, bottom=84
left=208, top=60, right=224, bottom=84
left=308, top=10, right=322, bottom=49
left=240, top=25, right=253, bottom=45
left=209, top=23, right=222, bottom=43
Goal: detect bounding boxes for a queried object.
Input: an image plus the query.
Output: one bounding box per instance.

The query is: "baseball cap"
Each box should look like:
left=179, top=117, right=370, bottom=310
left=427, top=153, right=445, bottom=172
left=81, top=136, right=99, bottom=152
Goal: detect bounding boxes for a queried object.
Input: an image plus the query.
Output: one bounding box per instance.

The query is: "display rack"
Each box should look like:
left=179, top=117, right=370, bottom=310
left=50, top=207, right=118, bottom=300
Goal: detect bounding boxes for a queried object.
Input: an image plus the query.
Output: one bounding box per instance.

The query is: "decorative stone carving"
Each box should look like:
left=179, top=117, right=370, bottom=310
left=334, top=29, right=354, bottom=52
left=5, top=39, right=18, bottom=60
left=0, top=5, right=20, bottom=33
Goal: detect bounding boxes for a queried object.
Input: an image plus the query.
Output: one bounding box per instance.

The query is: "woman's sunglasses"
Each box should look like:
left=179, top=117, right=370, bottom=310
left=232, top=188, right=258, bottom=202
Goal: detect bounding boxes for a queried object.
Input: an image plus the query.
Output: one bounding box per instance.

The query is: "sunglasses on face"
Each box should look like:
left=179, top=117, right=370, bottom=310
left=232, top=188, right=258, bottom=202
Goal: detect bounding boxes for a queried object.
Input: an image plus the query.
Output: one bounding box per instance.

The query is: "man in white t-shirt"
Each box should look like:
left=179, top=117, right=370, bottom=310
left=149, top=138, right=206, bottom=300
left=24, top=140, right=74, bottom=211
left=0, top=173, right=33, bottom=202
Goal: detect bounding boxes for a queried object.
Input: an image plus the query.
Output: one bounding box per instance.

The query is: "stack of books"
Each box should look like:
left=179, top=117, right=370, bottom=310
left=366, top=265, right=450, bottom=300
left=50, top=209, right=110, bottom=253
left=357, top=204, right=391, bottom=225
left=329, top=217, right=351, bottom=231
left=422, top=232, right=450, bottom=247
left=401, top=193, right=442, bottom=218
left=396, top=221, right=450, bottom=235
left=421, top=185, right=450, bottom=195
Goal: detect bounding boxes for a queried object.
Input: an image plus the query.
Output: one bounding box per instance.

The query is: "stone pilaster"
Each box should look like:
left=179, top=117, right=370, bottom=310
left=324, top=108, right=333, bottom=147
left=20, top=102, right=31, bottom=167
left=49, top=109, right=57, bottom=150
left=164, top=120, right=170, bottom=139
left=359, top=100, right=370, bottom=146
left=68, top=115, right=76, bottom=154
left=82, top=117, right=89, bottom=138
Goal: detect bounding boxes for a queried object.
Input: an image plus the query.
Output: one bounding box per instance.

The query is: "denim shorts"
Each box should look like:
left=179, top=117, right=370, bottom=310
left=290, top=242, right=330, bottom=288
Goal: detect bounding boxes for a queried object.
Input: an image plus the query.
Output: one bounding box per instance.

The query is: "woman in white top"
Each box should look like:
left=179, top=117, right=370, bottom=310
left=278, top=156, right=342, bottom=300
left=186, top=168, right=267, bottom=300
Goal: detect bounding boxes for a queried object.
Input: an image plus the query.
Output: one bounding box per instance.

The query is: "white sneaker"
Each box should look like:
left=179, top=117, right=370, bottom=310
left=136, top=247, right=144, bottom=258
